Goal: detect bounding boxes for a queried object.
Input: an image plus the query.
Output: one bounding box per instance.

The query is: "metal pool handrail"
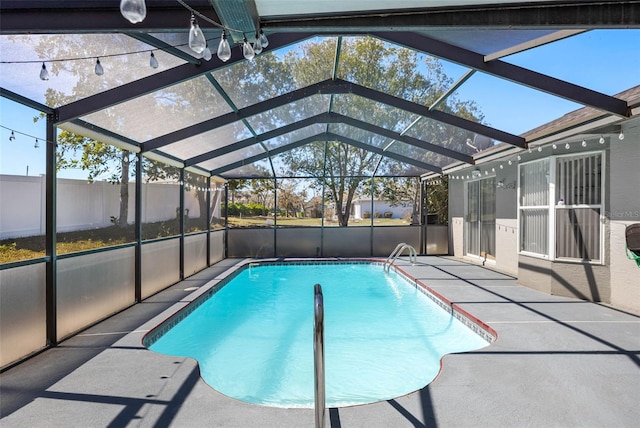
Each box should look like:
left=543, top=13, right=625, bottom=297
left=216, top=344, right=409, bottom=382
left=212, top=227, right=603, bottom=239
left=384, top=242, right=417, bottom=272
left=314, top=283, right=325, bottom=428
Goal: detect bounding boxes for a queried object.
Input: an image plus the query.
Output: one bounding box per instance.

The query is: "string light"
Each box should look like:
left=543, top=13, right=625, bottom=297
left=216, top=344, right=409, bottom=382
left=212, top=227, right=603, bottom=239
left=581, top=139, right=587, bottom=147
left=537, top=146, right=542, bottom=152
left=260, top=30, right=269, bottom=48
left=1, top=125, right=50, bottom=149
left=565, top=143, right=570, bottom=149
left=253, top=35, right=263, bottom=55
left=552, top=143, right=557, bottom=150
left=94, top=58, right=104, bottom=76
left=120, top=0, right=147, bottom=24
left=39, top=62, right=49, bottom=80
left=599, top=135, right=605, bottom=144
left=188, top=14, right=207, bottom=54
left=242, top=35, right=255, bottom=60
left=10, top=2, right=270, bottom=81
left=202, top=47, right=213, bottom=61
left=149, top=52, right=159, bottom=68
left=618, top=130, right=625, bottom=140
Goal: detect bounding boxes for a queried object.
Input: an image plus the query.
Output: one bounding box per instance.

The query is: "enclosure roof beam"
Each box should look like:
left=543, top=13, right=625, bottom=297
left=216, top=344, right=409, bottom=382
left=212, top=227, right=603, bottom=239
left=125, top=32, right=201, bottom=65
left=143, top=79, right=348, bottom=152
left=325, top=132, right=442, bottom=174
left=1, top=86, right=55, bottom=114
left=345, top=80, right=527, bottom=148
left=184, top=114, right=331, bottom=167
left=208, top=130, right=441, bottom=176
left=55, top=32, right=316, bottom=123
left=184, top=110, right=468, bottom=168
left=145, top=76, right=521, bottom=153
left=0, top=3, right=220, bottom=33
left=261, top=1, right=640, bottom=31
left=208, top=134, right=326, bottom=176
left=372, top=31, right=631, bottom=118
left=330, top=113, right=473, bottom=164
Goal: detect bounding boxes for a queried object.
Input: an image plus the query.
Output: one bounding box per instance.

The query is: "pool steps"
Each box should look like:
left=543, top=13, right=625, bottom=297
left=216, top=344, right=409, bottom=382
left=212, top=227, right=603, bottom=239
left=384, top=243, right=417, bottom=272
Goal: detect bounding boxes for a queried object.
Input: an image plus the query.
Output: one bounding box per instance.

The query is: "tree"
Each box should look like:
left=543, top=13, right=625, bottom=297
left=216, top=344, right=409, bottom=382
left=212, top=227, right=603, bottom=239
left=55, top=131, right=133, bottom=227
left=364, top=176, right=421, bottom=224
left=25, top=34, right=217, bottom=229
left=280, top=37, right=484, bottom=226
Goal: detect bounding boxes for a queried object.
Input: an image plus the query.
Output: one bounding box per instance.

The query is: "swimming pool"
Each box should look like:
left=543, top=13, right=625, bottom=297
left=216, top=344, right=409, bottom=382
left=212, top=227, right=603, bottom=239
left=145, top=261, right=493, bottom=408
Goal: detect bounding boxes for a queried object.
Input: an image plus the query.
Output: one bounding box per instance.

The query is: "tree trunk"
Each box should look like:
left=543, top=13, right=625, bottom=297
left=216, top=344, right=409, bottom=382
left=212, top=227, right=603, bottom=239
left=118, top=151, right=130, bottom=228
left=196, top=190, right=207, bottom=226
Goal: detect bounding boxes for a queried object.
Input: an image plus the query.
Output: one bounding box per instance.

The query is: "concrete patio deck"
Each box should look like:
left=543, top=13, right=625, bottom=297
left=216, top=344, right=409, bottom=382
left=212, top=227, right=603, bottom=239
left=1, top=256, right=639, bottom=427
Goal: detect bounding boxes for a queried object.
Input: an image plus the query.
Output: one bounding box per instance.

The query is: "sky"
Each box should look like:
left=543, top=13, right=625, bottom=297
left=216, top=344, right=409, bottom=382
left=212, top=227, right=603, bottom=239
left=1, top=29, right=639, bottom=180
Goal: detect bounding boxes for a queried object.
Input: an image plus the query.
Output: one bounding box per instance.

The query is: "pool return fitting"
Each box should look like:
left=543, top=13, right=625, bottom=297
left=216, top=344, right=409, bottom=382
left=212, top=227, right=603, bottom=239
left=314, top=283, right=325, bottom=428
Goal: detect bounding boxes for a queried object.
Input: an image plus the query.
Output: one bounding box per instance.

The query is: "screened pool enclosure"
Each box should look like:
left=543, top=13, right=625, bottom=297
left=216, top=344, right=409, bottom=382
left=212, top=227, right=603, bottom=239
left=1, top=1, right=639, bottom=368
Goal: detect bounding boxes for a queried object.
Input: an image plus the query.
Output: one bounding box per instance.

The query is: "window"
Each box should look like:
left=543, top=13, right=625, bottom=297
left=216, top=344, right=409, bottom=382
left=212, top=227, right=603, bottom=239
left=519, top=159, right=550, bottom=257
left=555, top=153, right=602, bottom=260
left=518, top=152, right=604, bottom=262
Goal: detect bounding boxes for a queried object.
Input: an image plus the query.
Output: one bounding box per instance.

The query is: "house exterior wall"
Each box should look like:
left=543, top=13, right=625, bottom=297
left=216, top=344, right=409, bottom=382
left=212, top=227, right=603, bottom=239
left=447, top=124, right=640, bottom=313
left=351, top=200, right=412, bottom=220
left=608, top=122, right=640, bottom=312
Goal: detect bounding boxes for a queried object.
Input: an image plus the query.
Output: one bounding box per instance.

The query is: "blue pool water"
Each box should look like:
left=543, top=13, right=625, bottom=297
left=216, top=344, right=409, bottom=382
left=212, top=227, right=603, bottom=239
left=148, top=263, right=489, bottom=408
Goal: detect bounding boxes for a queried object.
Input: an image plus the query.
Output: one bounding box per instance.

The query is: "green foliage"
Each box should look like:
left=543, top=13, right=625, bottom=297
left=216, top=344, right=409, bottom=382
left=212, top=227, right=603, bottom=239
left=427, top=177, right=449, bottom=225
left=225, top=202, right=268, bottom=217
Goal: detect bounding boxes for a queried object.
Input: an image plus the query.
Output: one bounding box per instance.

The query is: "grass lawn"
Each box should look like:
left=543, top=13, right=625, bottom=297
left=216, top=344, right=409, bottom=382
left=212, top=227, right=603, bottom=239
left=1, top=217, right=411, bottom=264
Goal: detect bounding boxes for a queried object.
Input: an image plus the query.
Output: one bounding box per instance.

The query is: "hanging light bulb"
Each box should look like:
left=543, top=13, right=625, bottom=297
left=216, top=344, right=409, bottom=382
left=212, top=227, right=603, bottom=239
left=149, top=52, right=159, bottom=69
left=565, top=143, right=571, bottom=150
left=517, top=155, right=522, bottom=161
left=618, top=130, right=625, bottom=140
left=537, top=146, right=542, bottom=152
left=599, top=135, right=605, bottom=144
left=9, top=131, right=15, bottom=142
left=189, top=15, right=207, bottom=54
left=242, top=35, right=255, bottom=60
left=508, top=160, right=513, bottom=165
left=34, top=139, right=40, bottom=149
left=217, top=31, right=232, bottom=62
left=499, top=164, right=504, bottom=169
left=120, top=0, right=147, bottom=24
left=253, top=35, right=263, bottom=55
left=95, top=58, right=104, bottom=76
left=202, top=47, right=212, bottom=61
left=39, top=62, right=49, bottom=81
left=260, top=30, right=269, bottom=48
left=552, top=143, right=557, bottom=150
left=581, top=139, right=587, bottom=147
left=528, top=147, right=532, bottom=153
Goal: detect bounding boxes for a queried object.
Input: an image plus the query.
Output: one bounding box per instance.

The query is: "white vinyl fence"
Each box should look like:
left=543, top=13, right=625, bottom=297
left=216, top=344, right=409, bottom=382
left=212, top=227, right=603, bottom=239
left=0, top=174, right=211, bottom=239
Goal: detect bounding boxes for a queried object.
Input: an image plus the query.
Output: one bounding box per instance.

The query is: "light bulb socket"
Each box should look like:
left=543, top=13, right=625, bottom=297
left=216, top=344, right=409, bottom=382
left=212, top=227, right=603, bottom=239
left=9, top=131, right=16, bottom=141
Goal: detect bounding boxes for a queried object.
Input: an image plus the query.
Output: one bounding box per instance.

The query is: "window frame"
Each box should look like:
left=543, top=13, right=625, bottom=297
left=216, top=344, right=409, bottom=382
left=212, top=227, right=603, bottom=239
left=517, top=150, right=605, bottom=264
